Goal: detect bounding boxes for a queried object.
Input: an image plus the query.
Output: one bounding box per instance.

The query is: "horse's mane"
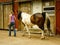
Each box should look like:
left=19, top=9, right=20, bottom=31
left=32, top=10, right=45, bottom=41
left=18, top=11, right=22, bottom=20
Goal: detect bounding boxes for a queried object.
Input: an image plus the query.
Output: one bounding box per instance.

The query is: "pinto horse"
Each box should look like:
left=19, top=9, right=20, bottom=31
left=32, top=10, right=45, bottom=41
left=18, top=11, right=52, bottom=39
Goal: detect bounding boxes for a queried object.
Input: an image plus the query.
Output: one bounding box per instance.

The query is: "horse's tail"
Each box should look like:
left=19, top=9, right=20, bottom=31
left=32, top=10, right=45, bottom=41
left=47, top=15, right=53, bottom=35
left=42, top=12, right=51, bottom=30
left=42, top=12, right=51, bottom=31
left=42, top=12, right=46, bottom=22
left=47, top=18, right=50, bottom=30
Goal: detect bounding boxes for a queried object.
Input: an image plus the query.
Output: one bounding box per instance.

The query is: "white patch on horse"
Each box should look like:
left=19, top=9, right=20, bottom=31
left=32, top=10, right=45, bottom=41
left=32, top=25, right=40, bottom=29
left=21, top=12, right=32, bottom=25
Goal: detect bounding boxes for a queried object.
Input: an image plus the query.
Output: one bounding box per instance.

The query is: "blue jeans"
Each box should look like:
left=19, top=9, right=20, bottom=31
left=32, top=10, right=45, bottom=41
left=8, top=22, right=16, bottom=36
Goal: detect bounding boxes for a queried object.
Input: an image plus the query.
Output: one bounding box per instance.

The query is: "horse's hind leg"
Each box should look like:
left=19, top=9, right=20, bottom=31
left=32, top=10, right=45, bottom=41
left=47, top=27, right=53, bottom=36
left=41, top=30, right=45, bottom=39
left=40, top=26, right=45, bottom=39
left=47, top=19, right=53, bottom=36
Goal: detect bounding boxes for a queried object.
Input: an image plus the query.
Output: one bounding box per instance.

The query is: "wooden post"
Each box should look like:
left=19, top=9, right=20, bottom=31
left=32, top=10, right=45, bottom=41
left=56, top=0, right=60, bottom=34
left=13, top=0, right=18, bottom=30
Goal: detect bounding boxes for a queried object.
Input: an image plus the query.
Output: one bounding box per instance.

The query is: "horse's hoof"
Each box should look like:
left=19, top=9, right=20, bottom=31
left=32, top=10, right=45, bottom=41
left=41, top=37, right=45, bottom=40
left=22, top=34, right=25, bottom=37
left=28, top=36, right=31, bottom=39
left=50, top=34, right=55, bottom=37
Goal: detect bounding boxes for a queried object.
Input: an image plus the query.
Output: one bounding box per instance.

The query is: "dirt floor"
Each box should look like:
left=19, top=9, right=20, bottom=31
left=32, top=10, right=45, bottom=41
left=0, top=30, right=60, bottom=45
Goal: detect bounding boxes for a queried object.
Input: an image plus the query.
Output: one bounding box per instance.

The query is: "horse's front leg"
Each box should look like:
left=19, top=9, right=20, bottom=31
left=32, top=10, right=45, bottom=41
left=25, top=25, right=31, bottom=38
left=22, top=26, right=26, bottom=36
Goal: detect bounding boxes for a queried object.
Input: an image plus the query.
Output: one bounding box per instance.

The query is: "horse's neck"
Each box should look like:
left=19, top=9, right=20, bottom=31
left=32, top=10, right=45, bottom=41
left=21, top=12, right=31, bottom=18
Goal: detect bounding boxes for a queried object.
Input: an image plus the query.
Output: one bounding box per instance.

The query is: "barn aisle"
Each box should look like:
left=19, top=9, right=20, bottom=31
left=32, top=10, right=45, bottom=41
left=0, top=30, right=60, bottom=45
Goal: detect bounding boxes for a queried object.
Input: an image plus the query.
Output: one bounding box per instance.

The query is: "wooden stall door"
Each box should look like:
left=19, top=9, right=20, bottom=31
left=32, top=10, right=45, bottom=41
left=3, top=5, right=12, bottom=29
left=0, top=4, right=3, bottom=29
left=56, top=1, right=60, bottom=34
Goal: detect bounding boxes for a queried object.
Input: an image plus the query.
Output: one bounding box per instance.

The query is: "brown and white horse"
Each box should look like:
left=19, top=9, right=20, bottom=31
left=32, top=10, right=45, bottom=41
left=18, top=11, right=52, bottom=39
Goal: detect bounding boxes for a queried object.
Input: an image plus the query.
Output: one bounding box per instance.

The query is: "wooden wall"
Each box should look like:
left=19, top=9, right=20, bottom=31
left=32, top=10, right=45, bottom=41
left=0, top=0, right=18, bottom=29
left=18, top=2, right=31, bottom=14
left=3, top=5, right=12, bottom=29
left=0, top=0, right=12, bottom=2
left=0, top=4, right=3, bottom=29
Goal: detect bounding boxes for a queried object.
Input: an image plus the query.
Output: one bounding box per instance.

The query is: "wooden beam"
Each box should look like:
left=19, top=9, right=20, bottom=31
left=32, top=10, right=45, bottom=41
left=13, top=0, right=18, bottom=30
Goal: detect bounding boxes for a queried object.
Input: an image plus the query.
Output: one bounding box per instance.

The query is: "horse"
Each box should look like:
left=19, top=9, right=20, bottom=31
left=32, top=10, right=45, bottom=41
left=17, top=11, right=52, bottom=39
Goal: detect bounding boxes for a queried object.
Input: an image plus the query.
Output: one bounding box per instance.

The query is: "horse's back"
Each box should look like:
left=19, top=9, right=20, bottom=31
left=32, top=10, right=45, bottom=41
left=30, top=13, right=45, bottom=28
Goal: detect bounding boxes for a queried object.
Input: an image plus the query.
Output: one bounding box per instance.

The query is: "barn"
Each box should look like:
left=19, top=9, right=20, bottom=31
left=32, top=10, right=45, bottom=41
left=0, top=0, right=60, bottom=45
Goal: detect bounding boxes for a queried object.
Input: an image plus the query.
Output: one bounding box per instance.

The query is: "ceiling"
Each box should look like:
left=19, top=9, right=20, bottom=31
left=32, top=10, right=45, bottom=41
left=0, top=0, right=54, bottom=3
